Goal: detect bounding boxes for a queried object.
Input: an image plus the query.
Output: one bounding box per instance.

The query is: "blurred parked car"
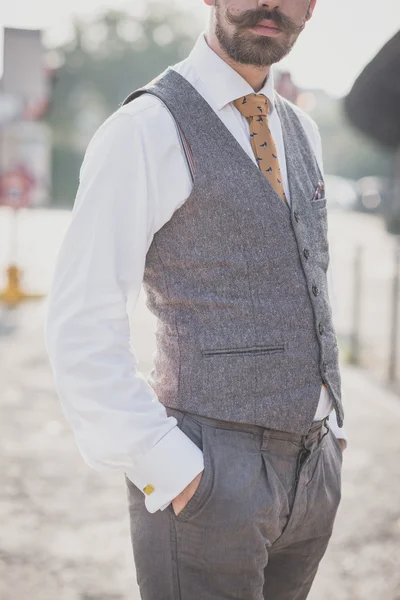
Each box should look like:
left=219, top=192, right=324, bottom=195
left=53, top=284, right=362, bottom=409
left=324, top=174, right=359, bottom=211
left=356, top=176, right=390, bottom=213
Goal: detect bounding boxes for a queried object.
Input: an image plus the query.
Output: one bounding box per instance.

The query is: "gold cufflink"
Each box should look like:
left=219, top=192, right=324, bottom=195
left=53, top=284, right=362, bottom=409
left=143, top=484, right=155, bottom=495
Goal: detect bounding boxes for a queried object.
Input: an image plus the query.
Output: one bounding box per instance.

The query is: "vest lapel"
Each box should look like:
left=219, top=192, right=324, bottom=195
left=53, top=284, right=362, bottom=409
left=274, top=94, right=324, bottom=212
left=156, top=68, right=292, bottom=217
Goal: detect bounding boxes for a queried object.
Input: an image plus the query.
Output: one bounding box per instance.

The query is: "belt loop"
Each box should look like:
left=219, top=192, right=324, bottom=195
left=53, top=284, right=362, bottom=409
left=319, top=416, right=330, bottom=444
left=261, top=428, right=270, bottom=452
left=166, top=406, right=186, bottom=428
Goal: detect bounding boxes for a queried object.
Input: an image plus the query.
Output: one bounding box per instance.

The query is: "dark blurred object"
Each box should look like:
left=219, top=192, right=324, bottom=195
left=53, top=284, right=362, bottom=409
left=344, top=31, right=400, bottom=149
left=344, top=30, right=400, bottom=232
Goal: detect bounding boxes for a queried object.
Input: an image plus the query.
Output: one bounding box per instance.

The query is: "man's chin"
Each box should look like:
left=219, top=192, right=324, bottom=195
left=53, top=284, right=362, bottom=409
left=235, top=43, right=292, bottom=67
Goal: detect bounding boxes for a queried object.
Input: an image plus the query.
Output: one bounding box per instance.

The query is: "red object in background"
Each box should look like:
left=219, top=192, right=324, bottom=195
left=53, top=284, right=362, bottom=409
left=0, top=165, right=35, bottom=209
left=275, top=71, right=299, bottom=104
left=23, top=96, right=50, bottom=121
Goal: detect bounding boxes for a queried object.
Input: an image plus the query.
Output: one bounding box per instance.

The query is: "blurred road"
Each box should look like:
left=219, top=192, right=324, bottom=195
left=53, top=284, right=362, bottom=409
left=0, top=206, right=400, bottom=599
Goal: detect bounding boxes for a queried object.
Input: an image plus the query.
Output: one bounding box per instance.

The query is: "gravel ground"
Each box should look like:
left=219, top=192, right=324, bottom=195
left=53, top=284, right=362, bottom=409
left=1, top=299, right=400, bottom=600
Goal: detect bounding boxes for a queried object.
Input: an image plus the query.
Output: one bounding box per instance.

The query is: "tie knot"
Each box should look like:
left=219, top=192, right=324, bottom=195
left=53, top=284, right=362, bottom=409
left=233, top=93, right=269, bottom=119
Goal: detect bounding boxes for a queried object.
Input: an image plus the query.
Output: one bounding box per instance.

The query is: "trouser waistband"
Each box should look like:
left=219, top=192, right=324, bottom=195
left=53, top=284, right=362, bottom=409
left=166, top=407, right=328, bottom=447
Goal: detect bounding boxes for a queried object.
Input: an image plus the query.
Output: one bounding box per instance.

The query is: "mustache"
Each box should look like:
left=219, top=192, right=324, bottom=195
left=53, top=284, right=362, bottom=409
left=225, top=8, right=304, bottom=36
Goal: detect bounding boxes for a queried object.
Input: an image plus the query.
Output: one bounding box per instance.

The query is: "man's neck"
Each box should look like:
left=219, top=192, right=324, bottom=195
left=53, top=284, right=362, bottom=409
left=204, top=30, right=270, bottom=93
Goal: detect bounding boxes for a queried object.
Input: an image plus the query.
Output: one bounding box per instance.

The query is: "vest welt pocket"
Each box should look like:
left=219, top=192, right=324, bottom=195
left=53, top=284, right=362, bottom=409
left=310, top=197, right=327, bottom=209
left=201, top=344, right=285, bottom=357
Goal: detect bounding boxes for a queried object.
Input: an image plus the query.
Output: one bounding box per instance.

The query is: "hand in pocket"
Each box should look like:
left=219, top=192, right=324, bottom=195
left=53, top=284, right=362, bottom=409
left=171, top=471, right=203, bottom=516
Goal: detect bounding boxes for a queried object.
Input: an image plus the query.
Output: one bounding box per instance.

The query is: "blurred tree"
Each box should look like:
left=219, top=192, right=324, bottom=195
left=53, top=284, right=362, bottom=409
left=45, top=4, right=200, bottom=206
left=46, top=4, right=394, bottom=207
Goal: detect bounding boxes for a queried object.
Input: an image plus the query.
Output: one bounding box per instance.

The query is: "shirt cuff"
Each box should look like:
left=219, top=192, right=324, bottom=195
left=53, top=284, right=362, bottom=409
left=124, top=424, right=205, bottom=513
left=328, top=407, right=348, bottom=449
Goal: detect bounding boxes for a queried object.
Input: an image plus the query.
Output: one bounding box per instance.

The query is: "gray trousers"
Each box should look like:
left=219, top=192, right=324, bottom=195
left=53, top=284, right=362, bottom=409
left=125, top=406, right=343, bottom=600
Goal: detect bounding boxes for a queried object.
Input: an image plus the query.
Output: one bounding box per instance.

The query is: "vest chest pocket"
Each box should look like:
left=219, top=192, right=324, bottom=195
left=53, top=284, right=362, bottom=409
left=309, top=197, right=327, bottom=210
left=311, top=198, right=327, bottom=209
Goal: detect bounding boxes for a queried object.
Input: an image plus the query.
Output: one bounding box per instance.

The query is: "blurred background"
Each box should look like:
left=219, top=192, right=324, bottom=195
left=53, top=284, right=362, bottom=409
left=1, top=1, right=400, bottom=599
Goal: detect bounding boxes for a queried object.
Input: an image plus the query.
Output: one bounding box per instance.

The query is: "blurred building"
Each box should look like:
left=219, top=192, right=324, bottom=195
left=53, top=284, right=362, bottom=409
left=0, top=27, right=52, bottom=207
left=275, top=70, right=299, bottom=104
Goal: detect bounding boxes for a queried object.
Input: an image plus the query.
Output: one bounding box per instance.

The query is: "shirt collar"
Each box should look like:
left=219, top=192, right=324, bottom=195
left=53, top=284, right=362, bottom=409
left=187, top=31, right=276, bottom=114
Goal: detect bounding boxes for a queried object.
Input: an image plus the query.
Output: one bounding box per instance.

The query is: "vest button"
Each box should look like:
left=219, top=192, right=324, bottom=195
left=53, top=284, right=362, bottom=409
left=319, top=322, right=324, bottom=335
left=294, top=211, right=299, bottom=222
left=303, top=248, right=310, bottom=259
left=312, top=284, right=319, bottom=296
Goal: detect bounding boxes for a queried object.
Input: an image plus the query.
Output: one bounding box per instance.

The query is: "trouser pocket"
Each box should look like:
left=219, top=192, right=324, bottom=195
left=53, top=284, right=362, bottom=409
left=169, top=411, right=214, bottom=522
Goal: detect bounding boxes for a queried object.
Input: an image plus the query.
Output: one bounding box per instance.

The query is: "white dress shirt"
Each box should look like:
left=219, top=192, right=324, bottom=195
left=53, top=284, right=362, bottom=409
left=45, top=31, right=347, bottom=515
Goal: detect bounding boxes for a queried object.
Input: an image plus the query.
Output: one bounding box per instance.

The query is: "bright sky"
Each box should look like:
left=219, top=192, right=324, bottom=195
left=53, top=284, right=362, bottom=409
left=2, top=0, right=400, bottom=97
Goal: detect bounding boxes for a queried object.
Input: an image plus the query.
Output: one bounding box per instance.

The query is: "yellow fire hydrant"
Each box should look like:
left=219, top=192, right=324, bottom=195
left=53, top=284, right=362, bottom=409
left=0, top=264, right=44, bottom=307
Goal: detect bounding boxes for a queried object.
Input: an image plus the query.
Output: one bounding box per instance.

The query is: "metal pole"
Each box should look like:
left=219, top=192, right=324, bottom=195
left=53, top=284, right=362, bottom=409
left=9, top=207, right=19, bottom=266
left=350, top=245, right=362, bottom=365
left=388, top=240, right=400, bottom=383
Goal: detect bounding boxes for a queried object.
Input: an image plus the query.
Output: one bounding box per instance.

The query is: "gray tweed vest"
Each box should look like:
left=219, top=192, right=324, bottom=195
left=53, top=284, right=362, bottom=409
left=122, top=67, right=344, bottom=434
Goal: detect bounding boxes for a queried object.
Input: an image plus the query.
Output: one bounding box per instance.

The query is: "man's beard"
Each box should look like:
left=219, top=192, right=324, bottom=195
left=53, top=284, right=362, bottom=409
left=215, top=2, right=307, bottom=67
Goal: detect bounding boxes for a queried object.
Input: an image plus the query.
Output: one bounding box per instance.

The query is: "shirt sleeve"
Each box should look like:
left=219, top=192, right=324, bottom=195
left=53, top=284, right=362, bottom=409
left=44, top=110, right=204, bottom=513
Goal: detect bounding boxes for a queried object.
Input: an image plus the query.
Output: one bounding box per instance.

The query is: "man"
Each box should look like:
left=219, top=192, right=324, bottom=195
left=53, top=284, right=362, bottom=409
left=45, top=0, right=348, bottom=598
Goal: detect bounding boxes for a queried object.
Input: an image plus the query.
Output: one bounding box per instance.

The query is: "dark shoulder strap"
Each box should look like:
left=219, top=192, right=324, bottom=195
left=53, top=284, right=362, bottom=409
left=121, top=79, right=195, bottom=183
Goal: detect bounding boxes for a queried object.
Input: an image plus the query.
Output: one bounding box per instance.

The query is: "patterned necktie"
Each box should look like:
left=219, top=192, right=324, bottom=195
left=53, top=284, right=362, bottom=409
left=233, top=93, right=288, bottom=206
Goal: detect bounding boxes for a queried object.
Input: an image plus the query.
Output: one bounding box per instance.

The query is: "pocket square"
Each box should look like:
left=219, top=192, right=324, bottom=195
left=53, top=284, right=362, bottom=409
left=312, top=180, right=325, bottom=201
